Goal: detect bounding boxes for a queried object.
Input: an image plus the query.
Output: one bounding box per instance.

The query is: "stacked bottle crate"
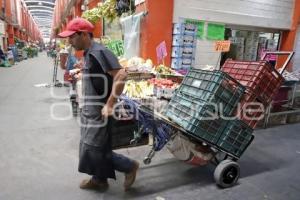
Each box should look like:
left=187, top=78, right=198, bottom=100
left=171, top=23, right=197, bottom=70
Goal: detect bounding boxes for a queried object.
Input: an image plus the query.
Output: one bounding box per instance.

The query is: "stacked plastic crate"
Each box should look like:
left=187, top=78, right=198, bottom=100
left=171, top=23, right=197, bottom=70
left=221, top=60, right=284, bottom=128
left=165, top=69, right=255, bottom=158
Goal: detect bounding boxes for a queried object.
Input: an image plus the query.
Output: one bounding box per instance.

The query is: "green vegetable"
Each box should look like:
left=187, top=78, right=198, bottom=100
left=82, top=0, right=118, bottom=24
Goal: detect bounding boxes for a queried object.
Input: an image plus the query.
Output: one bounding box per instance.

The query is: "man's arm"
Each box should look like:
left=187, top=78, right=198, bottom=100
left=101, top=68, right=127, bottom=117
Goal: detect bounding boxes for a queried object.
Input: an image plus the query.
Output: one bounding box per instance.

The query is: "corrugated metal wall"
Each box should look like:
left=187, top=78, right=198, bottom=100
left=173, top=0, right=295, bottom=69
left=173, top=0, right=294, bottom=29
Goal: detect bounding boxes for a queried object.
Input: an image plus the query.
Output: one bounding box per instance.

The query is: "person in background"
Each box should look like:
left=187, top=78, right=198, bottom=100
left=58, top=17, right=139, bottom=192
left=0, top=45, right=6, bottom=64
left=7, top=47, right=14, bottom=65
left=66, top=46, right=78, bottom=72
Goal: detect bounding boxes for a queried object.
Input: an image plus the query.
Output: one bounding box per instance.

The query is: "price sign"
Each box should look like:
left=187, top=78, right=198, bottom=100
left=106, top=40, right=124, bottom=57
left=214, top=40, right=231, bottom=52
left=156, top=41, right=167, bottom=63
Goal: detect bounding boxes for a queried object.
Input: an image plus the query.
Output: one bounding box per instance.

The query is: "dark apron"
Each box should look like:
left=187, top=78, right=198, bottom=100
left=78, top=52, right=116, bottom=179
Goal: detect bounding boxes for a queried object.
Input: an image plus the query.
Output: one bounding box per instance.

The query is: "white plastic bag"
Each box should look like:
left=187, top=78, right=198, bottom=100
left=120, top=12, right=144, bottom=59
left=166, top=134, right=214, bottom=166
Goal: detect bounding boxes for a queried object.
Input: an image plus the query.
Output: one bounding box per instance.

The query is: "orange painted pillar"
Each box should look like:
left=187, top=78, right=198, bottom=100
left=7, top=25, right=14, bottom=46
left=278, top=0, right=300, bottom=71
left=5, top=0, right=15, bottom=46
left=75, top=0, right=84, bottom=17
left=88, top=0, right=102, bottom=38
left=136, top=0, right=174, bottom=66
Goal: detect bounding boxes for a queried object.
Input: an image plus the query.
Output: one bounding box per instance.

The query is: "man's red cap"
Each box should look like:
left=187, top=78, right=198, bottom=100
left=58, top=18, right=94, bottom=38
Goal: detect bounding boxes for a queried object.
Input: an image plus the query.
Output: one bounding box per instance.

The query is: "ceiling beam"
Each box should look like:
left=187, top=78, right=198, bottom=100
left=35, top=17, right=52, bottom=21
left=33, top=17, right=53, bottom=21
left=29, top=10, right=53, bottom=14
left=27, top=6, right=54, bottom=11
left=23, top=1, right=55, bottom=6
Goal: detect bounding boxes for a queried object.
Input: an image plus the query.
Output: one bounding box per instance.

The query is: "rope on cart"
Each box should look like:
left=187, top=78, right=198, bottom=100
left=120, top=95, right=173, bottom=151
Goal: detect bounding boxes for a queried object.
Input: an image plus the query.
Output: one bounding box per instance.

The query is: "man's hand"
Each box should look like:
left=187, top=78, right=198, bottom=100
left=69, top=68, right=81, bottom=75
left=74, top=60, right=83, bottom=69
left=74, top=72, right=82, bottom=80
left=101, top=104, right=114, bottom=118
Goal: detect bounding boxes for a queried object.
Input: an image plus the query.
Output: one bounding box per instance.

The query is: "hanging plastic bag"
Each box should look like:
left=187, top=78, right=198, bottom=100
left=120, top=12, right=144, bottom=59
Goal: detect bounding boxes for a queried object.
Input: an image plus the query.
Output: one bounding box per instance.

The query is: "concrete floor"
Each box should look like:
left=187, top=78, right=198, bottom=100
left=0, top=53, right=300, bottom=200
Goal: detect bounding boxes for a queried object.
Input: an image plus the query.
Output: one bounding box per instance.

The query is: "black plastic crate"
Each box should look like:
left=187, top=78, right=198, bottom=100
left=217, top=120, right=254, bottom=157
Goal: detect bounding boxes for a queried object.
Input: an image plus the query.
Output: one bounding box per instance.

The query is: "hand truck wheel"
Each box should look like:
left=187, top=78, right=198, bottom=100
left=214, top=159, right=240, bottom=188
left=143, top=157, right=151, bottom=165
left=143, top=149, right=155, bottom=165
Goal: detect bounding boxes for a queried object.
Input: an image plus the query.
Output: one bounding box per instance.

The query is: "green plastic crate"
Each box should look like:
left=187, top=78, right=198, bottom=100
left=217, top=120, right=254, bottom=157
left=165, top=93, right=227, bottom=144
left=178, top=69, right=245, bottom=116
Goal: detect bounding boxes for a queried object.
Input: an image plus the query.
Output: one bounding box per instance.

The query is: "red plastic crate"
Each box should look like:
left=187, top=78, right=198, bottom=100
left=272, top=87, right=290, bottom=108
left=222, top=60, right=284, bottom=104
left=234, top=90, right=267, bottom=128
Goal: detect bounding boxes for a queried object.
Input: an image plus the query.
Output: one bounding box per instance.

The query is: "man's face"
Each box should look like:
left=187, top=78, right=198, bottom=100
left=69, top=32, right=85, bottom=50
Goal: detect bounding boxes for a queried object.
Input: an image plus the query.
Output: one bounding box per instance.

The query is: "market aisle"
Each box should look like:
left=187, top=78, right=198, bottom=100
left=0, top=53, right=83, bottom=199
left=0, top=53, right=300, bottom=200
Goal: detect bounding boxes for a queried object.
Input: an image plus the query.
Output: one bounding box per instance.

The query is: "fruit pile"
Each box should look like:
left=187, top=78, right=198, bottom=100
left=123, top=80, right=154, bottom=98
left=148, top=78, right=178, bottom=89
left=154, top=64, right=176, bottom=75
left=120, top=57, right=153, bottom=73
left=82, top=0, right=118, bottom=23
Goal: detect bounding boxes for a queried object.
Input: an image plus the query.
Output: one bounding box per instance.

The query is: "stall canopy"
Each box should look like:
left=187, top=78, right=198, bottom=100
left=23, top=0, right=56, bottom=39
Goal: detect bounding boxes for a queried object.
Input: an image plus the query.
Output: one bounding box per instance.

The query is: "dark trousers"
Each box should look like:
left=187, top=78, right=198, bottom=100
left=93, top=151, right=135, bottom=182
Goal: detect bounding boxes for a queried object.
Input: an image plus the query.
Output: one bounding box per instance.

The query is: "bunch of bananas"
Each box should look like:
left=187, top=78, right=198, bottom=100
left=82, top=0, right=118, bottom=24
left=124, top=80, right=154, bottom=99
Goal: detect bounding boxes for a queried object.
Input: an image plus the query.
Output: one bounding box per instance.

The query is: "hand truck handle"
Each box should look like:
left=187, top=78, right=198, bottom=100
left=262, top=51, right=294, bottom=74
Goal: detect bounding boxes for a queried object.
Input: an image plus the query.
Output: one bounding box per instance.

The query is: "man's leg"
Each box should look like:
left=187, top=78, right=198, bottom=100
left=112, top=152, right=139, bottom=190
left=80, top=176, right=109, bottom=191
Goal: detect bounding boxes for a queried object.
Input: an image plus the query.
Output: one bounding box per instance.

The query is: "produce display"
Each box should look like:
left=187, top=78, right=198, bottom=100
left=123, top=80, right=154, bottom=98
left=154, top=64, right=174, bottom=75
left=82, top=0, right=118, bottom=23
left=120, top=57, right=153, bottom=73
left=148, top=78, right=177, bottom=89
left=120, top=57, right=181, bottom=99
left=149, top=78, right=179, bottom=99
left=154, top=64, right=183, bottom=77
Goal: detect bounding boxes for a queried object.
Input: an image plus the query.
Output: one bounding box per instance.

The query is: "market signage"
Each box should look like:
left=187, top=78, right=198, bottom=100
left=207, top=23, right=225, bottom=40
left=214, top=40, right=231, bottom=52
left=106, top=40, right=124, bottom=57
left=156, top=41, right=168, bottom=63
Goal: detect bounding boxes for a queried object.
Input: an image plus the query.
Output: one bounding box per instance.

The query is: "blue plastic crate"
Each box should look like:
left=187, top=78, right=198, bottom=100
left=171, top=57, right=194, bottom=69
left=173, top=23, right=197, bottom=35
left=172, top=35, right=184, bottom=46
left=171, top=58, right=183, bottom=69
left=171, top=46, right=183, bottom=57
